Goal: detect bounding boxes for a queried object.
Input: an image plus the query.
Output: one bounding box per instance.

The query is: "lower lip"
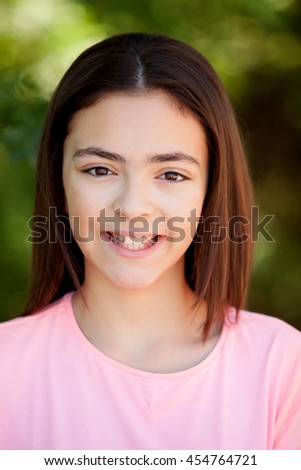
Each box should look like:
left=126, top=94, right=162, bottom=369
left=101, top=233, right=166, bottom=258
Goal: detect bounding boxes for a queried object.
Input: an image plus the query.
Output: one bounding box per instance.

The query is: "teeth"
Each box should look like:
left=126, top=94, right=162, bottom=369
left=107, top=232, right=159, bottom=250
left=115, top=234, right=152, bottom=244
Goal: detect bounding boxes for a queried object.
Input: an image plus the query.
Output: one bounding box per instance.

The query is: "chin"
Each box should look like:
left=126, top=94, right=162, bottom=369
left=111, top=277, right=157, bottom=291
left=105, top=269, right=160, bottom=291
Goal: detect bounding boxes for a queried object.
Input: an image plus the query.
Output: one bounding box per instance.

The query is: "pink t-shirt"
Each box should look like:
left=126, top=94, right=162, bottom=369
left=0, top=292, right=300, bottom=450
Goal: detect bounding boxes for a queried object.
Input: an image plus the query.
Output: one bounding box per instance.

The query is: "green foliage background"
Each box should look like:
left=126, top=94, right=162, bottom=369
left=0, top=0, right=300, bottom=328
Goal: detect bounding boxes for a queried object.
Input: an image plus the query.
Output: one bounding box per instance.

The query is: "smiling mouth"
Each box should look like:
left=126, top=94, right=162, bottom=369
left=104, top=232, right=160, bottom=250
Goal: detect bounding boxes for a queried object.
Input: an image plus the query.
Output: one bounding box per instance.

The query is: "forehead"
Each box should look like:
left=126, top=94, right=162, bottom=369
left=65, top=91, right=207, bottom=159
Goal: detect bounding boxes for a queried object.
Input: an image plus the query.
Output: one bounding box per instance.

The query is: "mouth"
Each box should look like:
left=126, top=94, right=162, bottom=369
left=104, top=232, right=161, bottom=251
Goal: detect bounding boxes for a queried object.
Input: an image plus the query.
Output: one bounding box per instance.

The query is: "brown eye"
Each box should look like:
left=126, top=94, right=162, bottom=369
left=85, top=167, right=113, bottom=177
left=94, top=167, right=109, bottom=176
left=160, top=171, right=187, bottom=182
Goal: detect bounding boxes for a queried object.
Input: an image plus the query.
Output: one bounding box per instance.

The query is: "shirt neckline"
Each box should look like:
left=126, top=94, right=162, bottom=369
left=63, top=291, right=232, bottom=380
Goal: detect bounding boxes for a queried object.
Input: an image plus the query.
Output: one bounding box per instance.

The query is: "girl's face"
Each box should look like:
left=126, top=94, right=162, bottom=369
left=63, top=91, right=208, bottom=290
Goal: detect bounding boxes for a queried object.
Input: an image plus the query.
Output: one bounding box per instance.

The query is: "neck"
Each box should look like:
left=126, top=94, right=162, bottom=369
left=71, top=265, right=213, bottom=373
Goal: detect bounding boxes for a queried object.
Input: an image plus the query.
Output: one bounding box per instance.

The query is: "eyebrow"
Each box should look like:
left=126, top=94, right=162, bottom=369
left=73, top=146, right=200, bottom=166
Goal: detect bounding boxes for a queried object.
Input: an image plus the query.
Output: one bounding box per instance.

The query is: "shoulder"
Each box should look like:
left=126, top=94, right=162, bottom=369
left=225, top=308, right=301, bottom=372
left=229, top=310, right=301, bottom=450
left=227, top=307, right=301, bottom=347
left=233, top=308, right=301, bottom=344
left=0, top=292, right=74, bottom=355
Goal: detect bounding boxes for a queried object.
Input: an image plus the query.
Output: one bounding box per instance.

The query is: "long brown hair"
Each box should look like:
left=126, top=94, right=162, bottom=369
left=24, top=32, right=254, bottom=338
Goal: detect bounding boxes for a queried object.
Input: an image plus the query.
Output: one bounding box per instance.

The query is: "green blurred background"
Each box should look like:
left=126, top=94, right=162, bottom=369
left=0, top=0, right=300, bottom=328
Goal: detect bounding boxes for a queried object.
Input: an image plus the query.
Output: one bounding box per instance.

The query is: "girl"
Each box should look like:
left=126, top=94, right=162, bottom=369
left=0, top=33, right=300, bottom=450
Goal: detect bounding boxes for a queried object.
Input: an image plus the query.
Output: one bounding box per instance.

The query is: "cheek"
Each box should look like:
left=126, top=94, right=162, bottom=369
left=165, top=190, right=205, bottom=233
left=163, top=215, right=200, bottom=250
left=64, top=190, right=99, bottom=242
left=64, top=181, right=108, bottom=216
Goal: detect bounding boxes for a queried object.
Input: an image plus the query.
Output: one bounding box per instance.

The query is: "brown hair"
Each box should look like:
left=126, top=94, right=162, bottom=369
left=24, top=32, right=254, bottom=338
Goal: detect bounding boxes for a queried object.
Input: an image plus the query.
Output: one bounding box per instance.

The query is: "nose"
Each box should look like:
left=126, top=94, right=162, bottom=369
left=113, top=175, right=154, bottom=221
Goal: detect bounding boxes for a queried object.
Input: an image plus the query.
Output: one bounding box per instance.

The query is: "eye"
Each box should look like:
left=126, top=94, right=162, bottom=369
left=84, top=166, right=114, bottom=177
left=159, top=171, right=188, bottom=183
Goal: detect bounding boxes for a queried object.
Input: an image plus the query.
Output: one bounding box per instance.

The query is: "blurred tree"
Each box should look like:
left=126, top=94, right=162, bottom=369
left=0, top=0, right=300, bottom=328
